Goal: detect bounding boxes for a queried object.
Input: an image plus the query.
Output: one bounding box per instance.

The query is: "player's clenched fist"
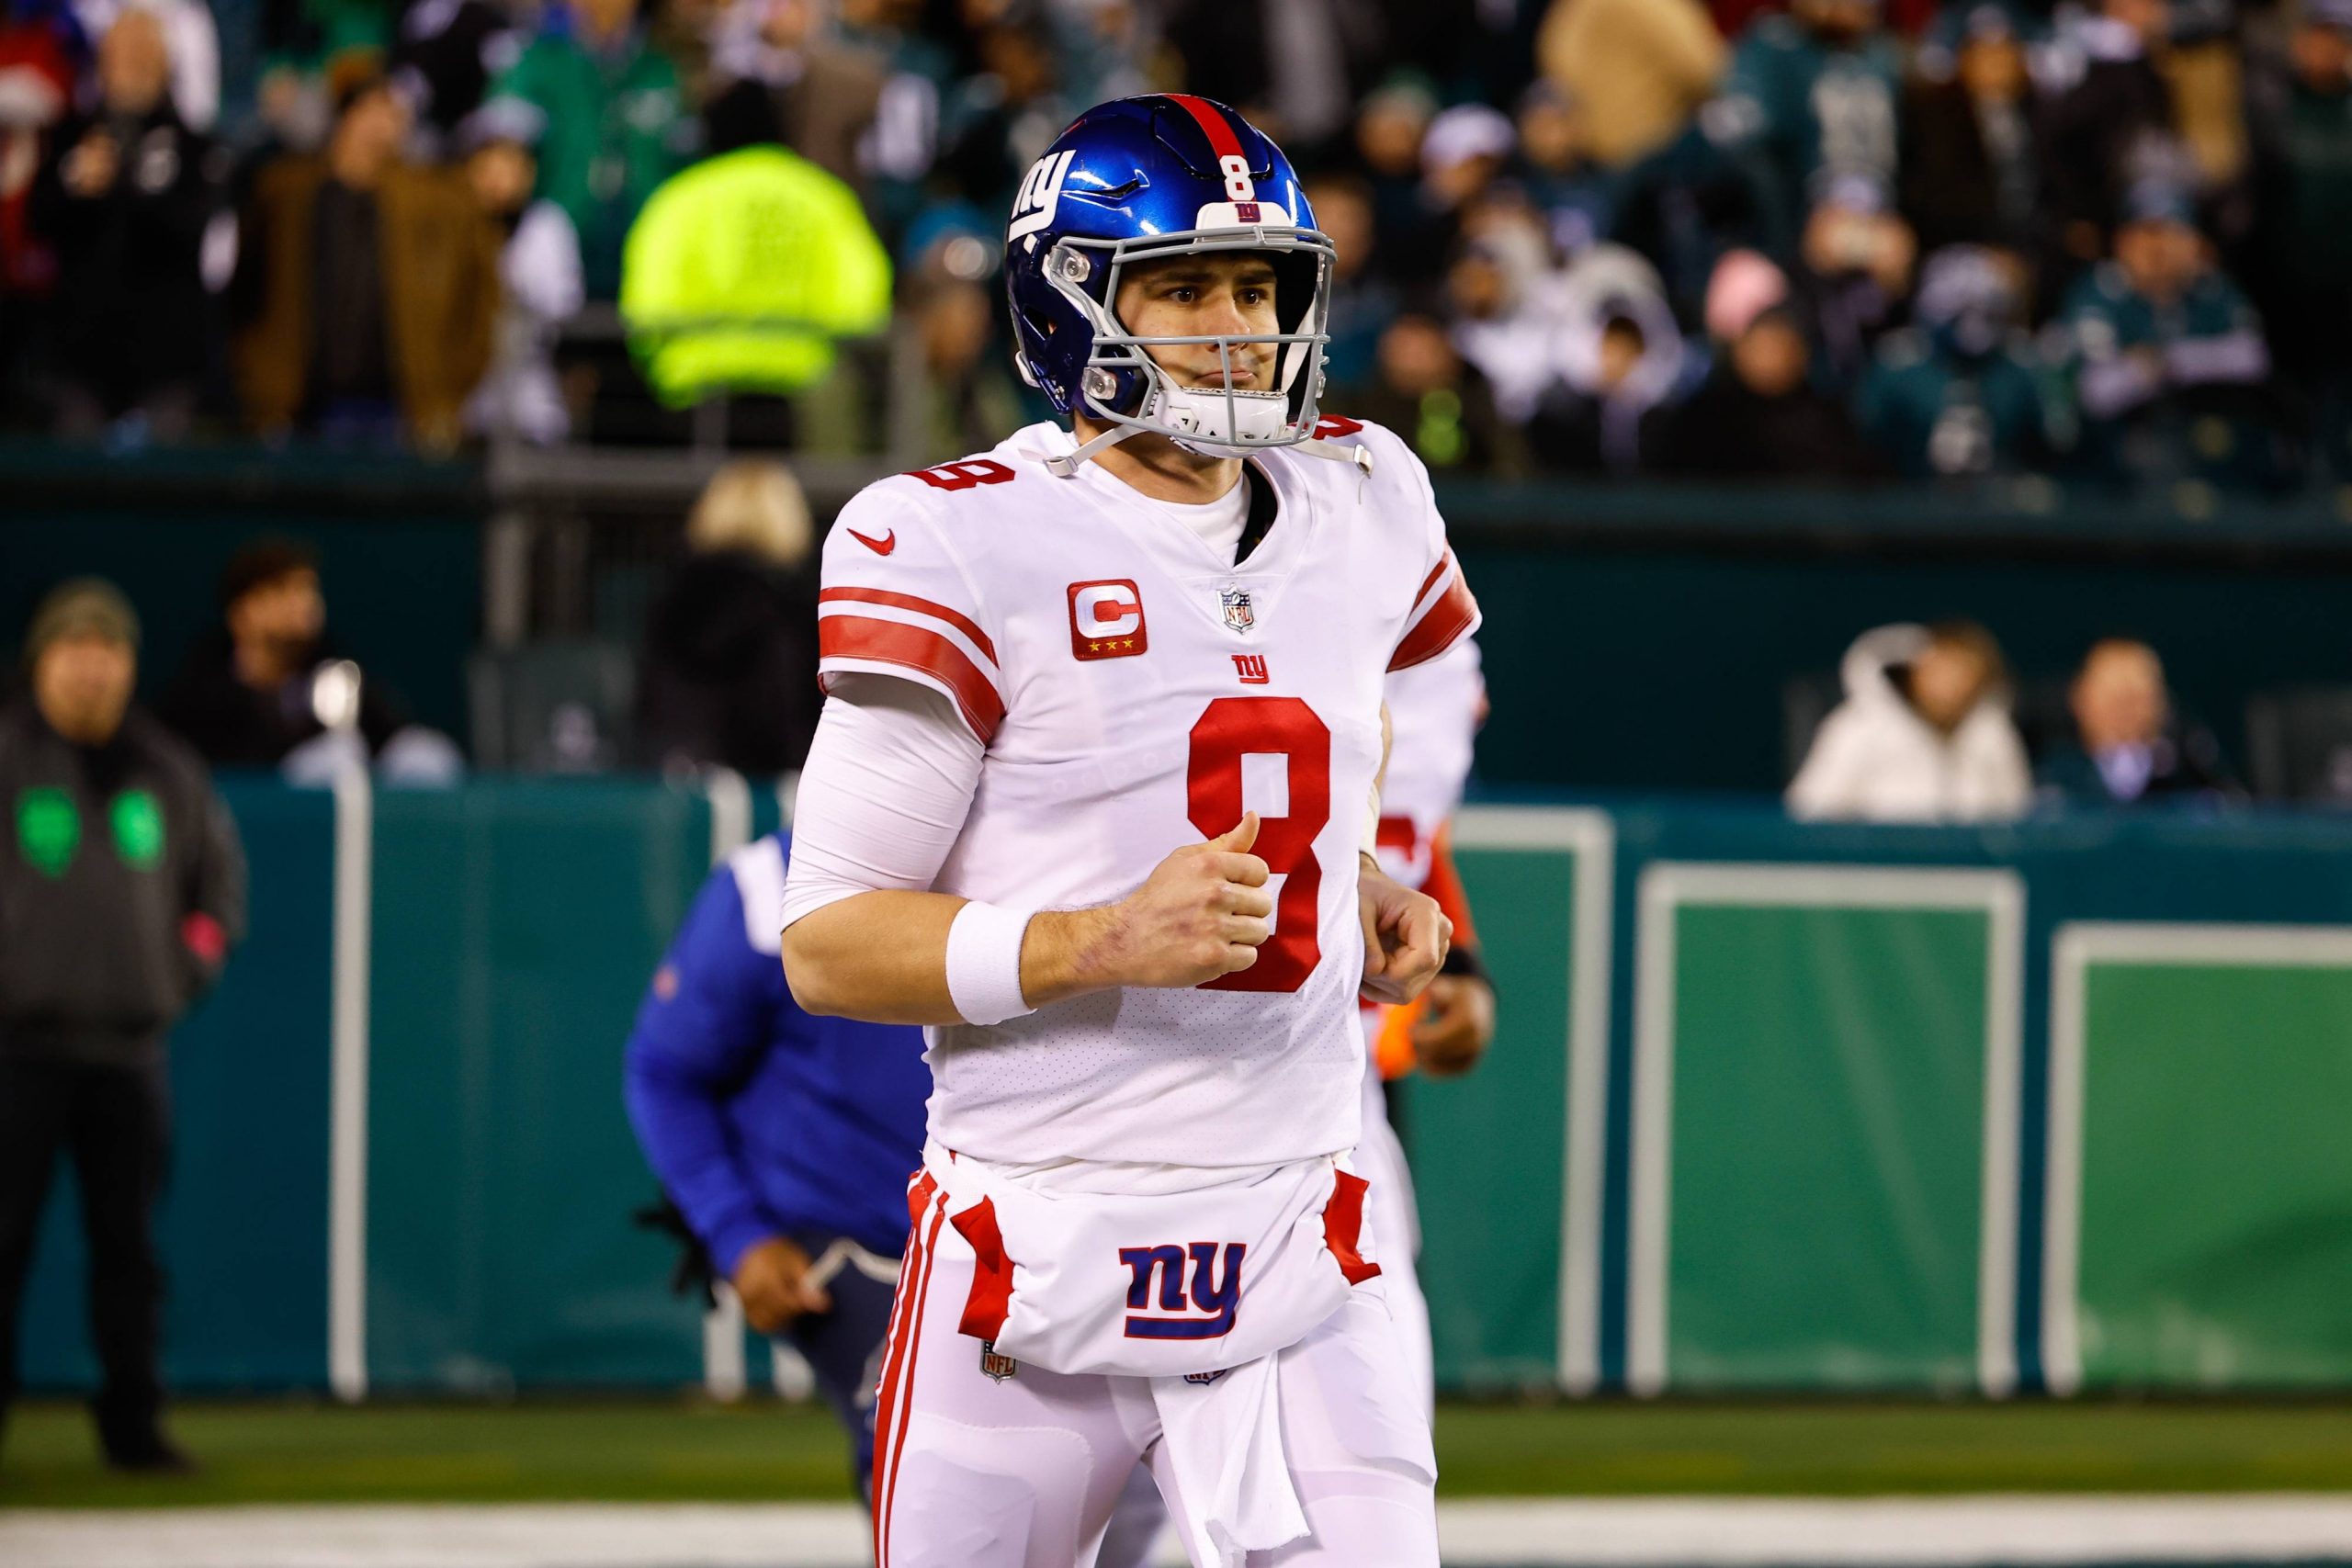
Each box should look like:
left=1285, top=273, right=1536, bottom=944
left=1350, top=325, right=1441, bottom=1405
left=1098, top=811, right=1275, bottom=987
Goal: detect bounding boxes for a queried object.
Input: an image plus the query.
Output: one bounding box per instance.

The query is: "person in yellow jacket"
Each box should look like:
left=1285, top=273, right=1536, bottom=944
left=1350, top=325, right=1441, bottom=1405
left=619, top=137, right=891, bottom=408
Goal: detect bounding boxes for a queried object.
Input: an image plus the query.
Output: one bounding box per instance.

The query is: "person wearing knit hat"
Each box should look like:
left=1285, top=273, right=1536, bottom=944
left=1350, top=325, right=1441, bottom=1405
left=1, top=576, right=243, bottom=1473
left=22, top=579, right=139, bottom=671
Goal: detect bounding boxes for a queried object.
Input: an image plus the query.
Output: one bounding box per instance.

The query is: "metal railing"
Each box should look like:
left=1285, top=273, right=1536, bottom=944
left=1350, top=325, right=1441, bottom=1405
left=477, top=305, right=932, bottom=646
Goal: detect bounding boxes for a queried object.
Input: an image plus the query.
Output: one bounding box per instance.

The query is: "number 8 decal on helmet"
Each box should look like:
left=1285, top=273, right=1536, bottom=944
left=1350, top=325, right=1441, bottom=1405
left=1218, top=153, right=1254, bottom=202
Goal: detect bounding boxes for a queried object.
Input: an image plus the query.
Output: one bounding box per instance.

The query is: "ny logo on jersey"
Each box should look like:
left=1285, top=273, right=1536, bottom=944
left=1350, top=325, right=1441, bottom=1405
left=1118, top=1242, right=1245, bottom=1340
left=1069, top=580, right=1148, bottom=660
left=1232, top=653, right=1269, bottom=685
left=1220, top=587, right=1255, bottom=635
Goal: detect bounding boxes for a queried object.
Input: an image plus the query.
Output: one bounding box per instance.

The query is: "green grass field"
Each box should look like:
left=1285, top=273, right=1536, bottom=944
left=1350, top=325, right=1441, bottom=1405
left=9, top=1399, right=2352, bottom=1509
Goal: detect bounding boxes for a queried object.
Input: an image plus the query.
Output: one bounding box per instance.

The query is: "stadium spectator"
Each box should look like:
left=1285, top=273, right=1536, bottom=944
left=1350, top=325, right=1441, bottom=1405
left=633, top=460, right=820, bottom=777
left=0, top=0, right=73, bottom=412
left=2037, top=0, right=2178, bottom=274
left=0, top=578, right=243, bottom=1472
left=933, top=21, right=1072, bottom=221
left=1347, top=310, right=1528, bottom=477
left=1531, top=243, right=1689, bottom=474
left=2247, top=0, right=2352, bottom=469
left=246, top=0, right=400, bottom=157
left=492, top=0, right=694, bottom=300
left=1607, top=118, right=1777, bottom=326
left=1446, top=233, right=1567, bottom=428
left=1796, top=171, right=1917, bottom=389
left=1301, top=171, right=1396, bottom=389
left=702, top=0, right=885, bottom=192
left=1512, top=80, right=1615, bottom=257
left=1706, top=0, right=1904, bottom=246
left=1423, top=103, right=1517, bottom=223
left=233, top=61, right=501, bottom=450
left=1349, top=75, right=1445, bottom=285
left=2056, top=179, right=2277, bottom=485
left=1657, top=248, right=1880, bottom=478
left=2162, top=0, right=2251, bottom=208
left=32, top=4, right=224, bottom=440
left=159, top=537, right=419, bottom=772
left=2038, top=637, right=2241, bottom=804
left=902, top=209, right=1026, bottom=455
left=1788, top=620, right=2033, bottom=821
left=390, top=0, right=523, bottom=145
left=616, top=93, right=890, bottom=409
left=1857, top=244, right=2055, bottom=478
left=1534, top=0, right=1726, bottom=168
left=458, top=96, right=583, bottom=446
left=1530, top=306, right=1664, bottom=473
left=831, top=0, right=955, bottom=241
left=1901, top=3, right=2047, bottom=270
left=71, top=0, right=218, bottom=130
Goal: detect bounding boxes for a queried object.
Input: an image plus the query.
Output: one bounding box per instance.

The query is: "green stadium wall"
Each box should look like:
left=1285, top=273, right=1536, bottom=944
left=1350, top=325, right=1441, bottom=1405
left=24, top=785, right=2352, bottom=1398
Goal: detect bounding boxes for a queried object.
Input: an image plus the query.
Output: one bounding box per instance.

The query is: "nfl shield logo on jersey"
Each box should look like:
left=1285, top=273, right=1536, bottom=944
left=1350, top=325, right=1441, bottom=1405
left=978, top=1340, right=1019, bottom=1382
left=1220, top=587, right=1255, bottom=635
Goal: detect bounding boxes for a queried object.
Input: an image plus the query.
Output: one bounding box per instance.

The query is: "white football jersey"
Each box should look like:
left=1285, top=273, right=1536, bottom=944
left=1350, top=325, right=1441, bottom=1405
left=1374, top=639, right=1485, bottom=895
left=812, top=417, right=1480, bottom=1168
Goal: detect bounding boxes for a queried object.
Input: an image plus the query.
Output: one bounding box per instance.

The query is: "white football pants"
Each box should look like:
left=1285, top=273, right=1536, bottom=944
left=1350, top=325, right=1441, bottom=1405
left=872, top=1170, right=1439, bottom=1568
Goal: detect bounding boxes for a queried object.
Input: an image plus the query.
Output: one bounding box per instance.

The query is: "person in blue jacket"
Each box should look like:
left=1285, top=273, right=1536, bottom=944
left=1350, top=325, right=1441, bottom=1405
left=623, top=830, right=928, bottom=1498
left=625, top=831, right=1170, bottom=1560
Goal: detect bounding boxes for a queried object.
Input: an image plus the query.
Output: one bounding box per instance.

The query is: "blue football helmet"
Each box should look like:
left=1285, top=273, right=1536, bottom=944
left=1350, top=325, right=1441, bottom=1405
left=1002, top=95, right=1339, bottom=470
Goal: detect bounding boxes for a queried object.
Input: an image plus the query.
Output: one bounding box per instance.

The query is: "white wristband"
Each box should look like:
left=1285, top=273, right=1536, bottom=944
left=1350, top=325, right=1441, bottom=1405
left=945, top=900, right=1035, bottom=1025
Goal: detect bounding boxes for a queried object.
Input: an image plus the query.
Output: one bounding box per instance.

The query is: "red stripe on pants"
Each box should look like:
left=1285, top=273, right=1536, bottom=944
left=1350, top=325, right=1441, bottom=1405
left=875, top=1186, right=945, bottom=1567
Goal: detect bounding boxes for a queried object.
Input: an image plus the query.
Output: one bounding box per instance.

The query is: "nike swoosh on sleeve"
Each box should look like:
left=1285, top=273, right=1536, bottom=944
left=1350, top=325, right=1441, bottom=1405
left=849, top=528, right=897, bottom=555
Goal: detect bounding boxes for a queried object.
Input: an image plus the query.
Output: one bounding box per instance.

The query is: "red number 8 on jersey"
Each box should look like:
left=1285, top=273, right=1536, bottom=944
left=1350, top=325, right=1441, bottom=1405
left=1187, top=696, right=1331, bottom=993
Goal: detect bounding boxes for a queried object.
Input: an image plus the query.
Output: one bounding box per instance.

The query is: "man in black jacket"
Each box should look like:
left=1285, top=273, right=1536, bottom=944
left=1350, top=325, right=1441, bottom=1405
left=160, top=537, right=409, bottom=770
left=31, top=6, right=225, bottom=438
left=0, top=580, right=244, bottom=1471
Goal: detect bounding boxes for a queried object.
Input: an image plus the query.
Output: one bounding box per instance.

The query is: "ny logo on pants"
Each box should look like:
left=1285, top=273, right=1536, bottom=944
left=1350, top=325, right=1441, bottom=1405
left=1117, top=1242, right=1244, bottom=1339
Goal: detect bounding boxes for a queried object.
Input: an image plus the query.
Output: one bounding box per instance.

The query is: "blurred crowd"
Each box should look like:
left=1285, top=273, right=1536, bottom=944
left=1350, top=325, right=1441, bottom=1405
left=1, top=0, right=2350, bottom=483
left=1788, top=620, right=2245, bottom=819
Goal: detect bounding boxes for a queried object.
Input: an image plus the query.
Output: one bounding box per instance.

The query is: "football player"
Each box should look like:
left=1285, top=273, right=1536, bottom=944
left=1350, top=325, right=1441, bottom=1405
left=780, top=95, right=1477, bottom=1567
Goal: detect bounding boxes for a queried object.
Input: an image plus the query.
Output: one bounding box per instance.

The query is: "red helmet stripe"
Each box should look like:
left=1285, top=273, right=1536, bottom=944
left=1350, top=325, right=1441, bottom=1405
left=1164, top=93, right=1250, bottom=186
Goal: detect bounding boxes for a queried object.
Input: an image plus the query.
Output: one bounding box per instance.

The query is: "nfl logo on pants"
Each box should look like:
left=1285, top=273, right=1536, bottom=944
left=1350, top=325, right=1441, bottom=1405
left=978, top=1340, right=1019, bottom=1382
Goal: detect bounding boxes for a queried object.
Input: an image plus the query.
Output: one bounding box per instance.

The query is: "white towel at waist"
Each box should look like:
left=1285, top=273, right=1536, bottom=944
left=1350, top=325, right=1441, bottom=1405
left=920, top=1142, right=1388, bottom=1563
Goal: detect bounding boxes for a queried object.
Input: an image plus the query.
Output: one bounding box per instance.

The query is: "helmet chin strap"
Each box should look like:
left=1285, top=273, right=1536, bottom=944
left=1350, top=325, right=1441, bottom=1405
left=1042, top=421, right=1141, bottom=479
left=1045, top=353, right=1373, bottom=478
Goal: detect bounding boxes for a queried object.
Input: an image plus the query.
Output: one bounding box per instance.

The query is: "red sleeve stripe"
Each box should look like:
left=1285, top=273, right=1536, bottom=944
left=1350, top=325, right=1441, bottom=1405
left=820, top=615, right=1006, bottom=742
left=1412, top=557, right=1450, bottom=606
left=820, top=586, right=997, bottom=665
left=1389, top=569, right=1480, bottom=672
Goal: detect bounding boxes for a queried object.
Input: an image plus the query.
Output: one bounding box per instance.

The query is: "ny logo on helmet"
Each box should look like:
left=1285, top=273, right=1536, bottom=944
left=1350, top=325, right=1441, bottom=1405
left=1007, top=150, right=1077, bottom=243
